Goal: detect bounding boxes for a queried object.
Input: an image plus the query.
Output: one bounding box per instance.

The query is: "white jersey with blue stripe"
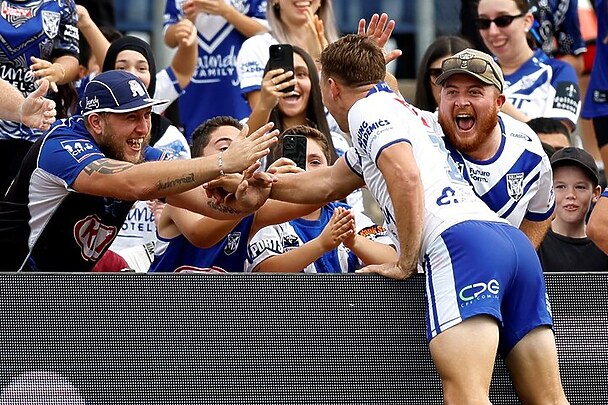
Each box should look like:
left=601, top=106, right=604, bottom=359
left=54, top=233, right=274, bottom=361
left=0, top=0, right=79, bottom=142
left=503, top=49, right=581, bottom=128
left=344, top=84, right=506, bottom=257
left=434, top=112, right=555, bottom=226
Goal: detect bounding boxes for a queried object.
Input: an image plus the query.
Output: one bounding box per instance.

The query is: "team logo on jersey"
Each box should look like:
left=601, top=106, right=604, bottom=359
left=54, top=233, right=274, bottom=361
left=41, top=10, right=60, bottom=39
left=224, top=232, right=241, bottom=255
left=506, top=172, right=525, bottom=201
left=283, top=234, right=299, bottom=249
left=61, top=139, right=98, bottom=163
left=129, top=79, right=146, bottom=97
left=74, top=215, right=118, bottom=262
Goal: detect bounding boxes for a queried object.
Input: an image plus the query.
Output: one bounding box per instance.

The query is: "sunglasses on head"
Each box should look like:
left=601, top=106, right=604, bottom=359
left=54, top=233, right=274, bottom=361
left=441, top=56, right=501, bottom=89
left=475, top=13, right=525, bottom=30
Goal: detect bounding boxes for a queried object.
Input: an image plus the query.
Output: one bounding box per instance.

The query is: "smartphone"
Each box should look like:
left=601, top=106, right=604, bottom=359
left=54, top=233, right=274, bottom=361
left=282, top=134, right=307, bottom=170
left=268, top=44, right=295, bottom=93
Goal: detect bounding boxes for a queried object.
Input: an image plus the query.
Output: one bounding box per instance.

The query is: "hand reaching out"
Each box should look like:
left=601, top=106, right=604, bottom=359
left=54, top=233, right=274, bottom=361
left=358, top=13, right=402, bottom=65
left=20, top=79, right=56, bottom=131
left=221, top=122, right=279, bottom=174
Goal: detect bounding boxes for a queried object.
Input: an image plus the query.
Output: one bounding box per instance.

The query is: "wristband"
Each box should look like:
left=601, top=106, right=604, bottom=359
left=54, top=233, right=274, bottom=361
left=218, top=151, right=225, bottom=176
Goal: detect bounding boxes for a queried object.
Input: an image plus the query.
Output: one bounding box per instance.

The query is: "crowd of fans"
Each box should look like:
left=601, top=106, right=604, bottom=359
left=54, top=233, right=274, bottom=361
left=0, top=0, right=607, bottom=274
left=2, top=0, right=608, bottom=402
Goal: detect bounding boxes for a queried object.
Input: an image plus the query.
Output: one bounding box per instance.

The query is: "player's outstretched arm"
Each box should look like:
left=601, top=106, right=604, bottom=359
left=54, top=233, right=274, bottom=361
left=268, top=156, right=365, bottom=205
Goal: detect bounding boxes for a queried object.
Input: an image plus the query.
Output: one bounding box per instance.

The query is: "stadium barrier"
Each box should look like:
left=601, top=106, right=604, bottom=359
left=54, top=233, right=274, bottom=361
left=0, top=273, right=605, bottom=404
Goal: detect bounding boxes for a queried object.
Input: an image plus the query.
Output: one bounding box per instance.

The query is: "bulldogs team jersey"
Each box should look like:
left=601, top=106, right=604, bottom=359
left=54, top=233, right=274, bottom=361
left=0, top=117, right=165, bottom=272
left=344, top=83, right=506, bottom=257
left=149, top=215, right=255, bottom=273
left=532, top=0, right=586, bottom=57
left=0, top=0, right=79, bottom=142
left=440, top=113, right=555, bottom=226
left=163, top=0, right=267, bottom=140
left=246, top=202, right=392, bottom=273
left=237, top=31, right=275, bottom=97
left=582, top=0, right=608, bottom=119
left=503, top=49, right=581, bottom=128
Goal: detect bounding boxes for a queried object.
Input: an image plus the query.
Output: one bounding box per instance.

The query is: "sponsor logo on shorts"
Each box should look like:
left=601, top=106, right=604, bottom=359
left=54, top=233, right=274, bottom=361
left=459, top=279, right=500, bottom=307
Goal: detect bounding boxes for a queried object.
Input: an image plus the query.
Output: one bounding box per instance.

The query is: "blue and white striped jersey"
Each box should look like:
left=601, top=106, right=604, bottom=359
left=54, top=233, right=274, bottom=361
left=503, top=49, right=580, bottom=128
left=0, top=0, right=79, bottom=141
left=439, top=113, right=555, bottom=226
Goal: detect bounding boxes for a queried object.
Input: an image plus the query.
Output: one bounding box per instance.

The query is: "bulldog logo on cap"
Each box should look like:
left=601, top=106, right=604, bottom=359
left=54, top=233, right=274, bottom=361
left=129, top=80, right=146, bottom=98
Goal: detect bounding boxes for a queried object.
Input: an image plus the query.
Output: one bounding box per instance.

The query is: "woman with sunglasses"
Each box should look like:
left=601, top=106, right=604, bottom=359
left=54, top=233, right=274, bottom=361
left=476, top=0, right=581, bottom=131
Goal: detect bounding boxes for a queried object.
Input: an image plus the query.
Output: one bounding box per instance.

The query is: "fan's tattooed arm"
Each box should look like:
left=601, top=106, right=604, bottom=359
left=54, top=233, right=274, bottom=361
left=83, top=158, right=132, bottom=175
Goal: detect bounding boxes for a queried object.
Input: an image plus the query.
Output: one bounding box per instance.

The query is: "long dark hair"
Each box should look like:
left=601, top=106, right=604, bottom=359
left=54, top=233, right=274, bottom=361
left=264, top=46, right=338, bottom=167
left=414, top=35, right=471, bottom=111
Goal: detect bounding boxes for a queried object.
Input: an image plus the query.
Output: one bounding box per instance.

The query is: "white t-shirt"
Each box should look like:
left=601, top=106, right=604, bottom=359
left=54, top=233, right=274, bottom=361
left=237, top=32, right=277, bottom=97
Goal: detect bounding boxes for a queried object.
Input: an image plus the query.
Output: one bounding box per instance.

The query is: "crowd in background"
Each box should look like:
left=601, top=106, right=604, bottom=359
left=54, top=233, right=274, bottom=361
left=0, top=0, right=607, bottom=274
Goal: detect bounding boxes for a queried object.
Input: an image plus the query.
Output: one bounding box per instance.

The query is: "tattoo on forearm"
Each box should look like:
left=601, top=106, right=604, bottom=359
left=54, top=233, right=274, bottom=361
left=156, top=173, right=195, bottom=190
left=207, top=200, right=242, bottom=215
left=83, top=159, right=132, bottom=175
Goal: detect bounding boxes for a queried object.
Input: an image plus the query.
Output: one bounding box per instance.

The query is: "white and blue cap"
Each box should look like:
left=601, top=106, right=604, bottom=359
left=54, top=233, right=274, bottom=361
left=81, top=70, right=168, bottom=116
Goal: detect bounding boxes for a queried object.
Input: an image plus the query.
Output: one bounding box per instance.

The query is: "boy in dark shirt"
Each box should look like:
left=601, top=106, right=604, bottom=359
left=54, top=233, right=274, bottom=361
left=538, top=147, right=608, bottom=271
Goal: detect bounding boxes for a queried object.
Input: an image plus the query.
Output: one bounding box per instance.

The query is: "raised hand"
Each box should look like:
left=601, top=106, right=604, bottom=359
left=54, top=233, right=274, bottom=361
left=173, top=18, right=197, bottom=47
left=357, top=13, right=402, bottom=65
left=30, top=57, right=64, bottom=92
left=318, top=208, right=354, bottom=252
left=221, top=122, right=279, bottom=174
left=259, top=68, right=296, bottom=110
left=20, top=79, right=57, bottom=131
left=302, top=7, right=328, bottom=60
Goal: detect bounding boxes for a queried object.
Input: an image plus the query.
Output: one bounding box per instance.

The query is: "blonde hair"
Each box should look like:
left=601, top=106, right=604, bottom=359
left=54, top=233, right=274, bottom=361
left=267, top=0, right=340, bottom=45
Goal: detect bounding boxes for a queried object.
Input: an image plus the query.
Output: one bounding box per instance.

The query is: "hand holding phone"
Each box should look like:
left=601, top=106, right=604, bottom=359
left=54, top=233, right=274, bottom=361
left=268, top=44, right=295, bottom=93
left=282, top=134, right=307, bottom=170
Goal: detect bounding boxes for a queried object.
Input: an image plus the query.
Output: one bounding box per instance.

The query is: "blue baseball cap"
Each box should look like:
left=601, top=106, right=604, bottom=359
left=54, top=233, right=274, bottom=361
left=81, top=70, right=168, bottom=116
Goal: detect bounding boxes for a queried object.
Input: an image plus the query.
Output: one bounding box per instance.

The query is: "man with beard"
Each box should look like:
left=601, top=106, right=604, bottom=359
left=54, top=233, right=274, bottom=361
left=0, top=70, right=278, bottom=272
left=205, top=34, right=568, bottom=404
left=431, top=48, right=555, bottom=249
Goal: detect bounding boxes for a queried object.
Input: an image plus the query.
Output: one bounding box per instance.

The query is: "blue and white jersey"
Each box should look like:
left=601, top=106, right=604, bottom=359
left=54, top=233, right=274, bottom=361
left=0, top=116, right=164, bottom=271
left=503, top=49, right=580, bottom=128
left=237, top=31, right=275, bottom=97
left=582, top=0, right=608, bottom=119
left=344, top=83, right=506, bottom=258
left=149, top=215, right=255, bottom=273
left=531, top=0, right=586, bottom=56
left=152, top=66, right=183, bottom=115
left=441, top=113, right=555, bottom=226
left=0, top=0, right=79, bottom=142
left=246, top=202, right=392, bottom=273
left=164, top=0, right=267, bottom=140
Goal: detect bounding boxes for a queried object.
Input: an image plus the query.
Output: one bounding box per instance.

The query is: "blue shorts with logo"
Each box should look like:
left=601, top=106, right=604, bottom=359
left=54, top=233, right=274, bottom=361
left=424, top=220, right=553, bottom=357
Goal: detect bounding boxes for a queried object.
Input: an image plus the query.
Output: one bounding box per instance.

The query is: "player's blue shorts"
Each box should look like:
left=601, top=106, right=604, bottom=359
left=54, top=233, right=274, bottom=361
left=423, top=220, right=553, bottom=357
